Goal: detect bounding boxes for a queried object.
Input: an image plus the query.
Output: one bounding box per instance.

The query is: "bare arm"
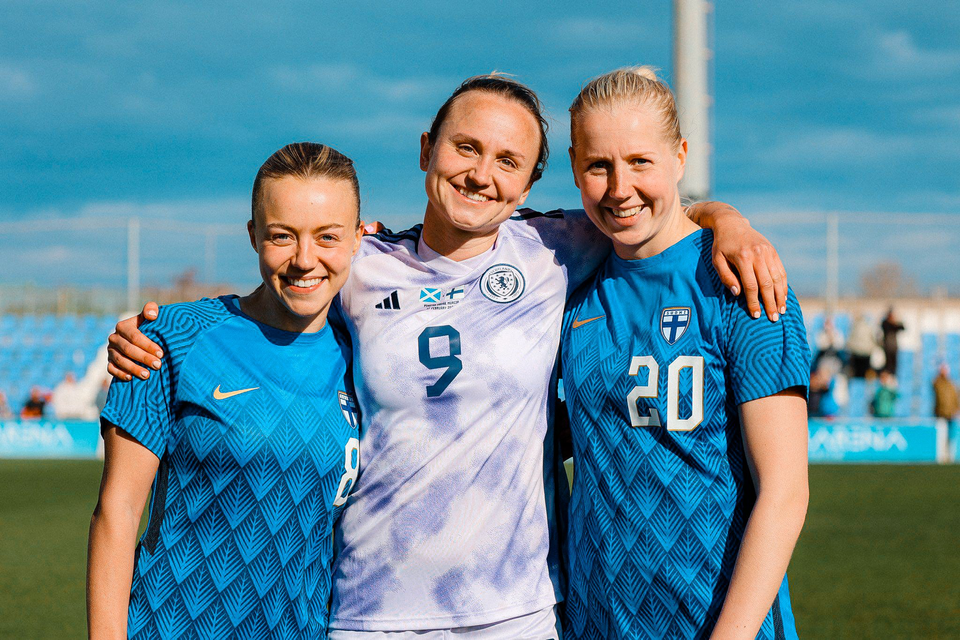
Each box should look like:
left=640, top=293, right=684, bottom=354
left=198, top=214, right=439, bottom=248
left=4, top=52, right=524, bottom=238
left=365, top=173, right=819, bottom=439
left=687, top=201, right=787, bottom=322
left=87, top=426, right=159, bottom=639
left=709, top=389, right=809, bottom=640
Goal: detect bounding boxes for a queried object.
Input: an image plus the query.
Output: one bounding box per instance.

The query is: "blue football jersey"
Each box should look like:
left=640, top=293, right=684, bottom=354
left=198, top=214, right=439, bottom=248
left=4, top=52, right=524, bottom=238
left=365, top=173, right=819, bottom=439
left=560, top=230, right=809, bottom=640
left=100, top=296, right=360, bottom=640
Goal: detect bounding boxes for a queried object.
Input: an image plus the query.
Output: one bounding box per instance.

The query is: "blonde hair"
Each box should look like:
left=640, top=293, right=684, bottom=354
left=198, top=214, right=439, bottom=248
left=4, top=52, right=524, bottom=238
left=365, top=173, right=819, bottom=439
left=252, top=142, right=361, bottom=227
left=569, top=66, right=682, bottom=149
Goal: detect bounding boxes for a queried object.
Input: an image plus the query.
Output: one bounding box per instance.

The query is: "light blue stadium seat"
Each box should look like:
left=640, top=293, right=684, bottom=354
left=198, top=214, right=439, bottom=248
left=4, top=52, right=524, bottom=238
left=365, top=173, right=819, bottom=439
left=0, top=314, right=117, bottom=401
left=58, top=315, right=81, bottom=333
left=833, top=313, right=851, bottom=340
left=848, top=377, right=868, bottom=418
left=918, top=334, right=940, bottom=417
left=0, top=316, right=16, bottom=336
left=895, top=351, right=915, bottom=417
left=946, top=334, right=960, bottom=382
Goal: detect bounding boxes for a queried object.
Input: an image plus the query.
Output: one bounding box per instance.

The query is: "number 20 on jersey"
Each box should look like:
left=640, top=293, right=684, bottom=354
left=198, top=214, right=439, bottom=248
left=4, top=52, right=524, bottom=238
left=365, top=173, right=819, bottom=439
left=627, top=355, right=705, bottom=431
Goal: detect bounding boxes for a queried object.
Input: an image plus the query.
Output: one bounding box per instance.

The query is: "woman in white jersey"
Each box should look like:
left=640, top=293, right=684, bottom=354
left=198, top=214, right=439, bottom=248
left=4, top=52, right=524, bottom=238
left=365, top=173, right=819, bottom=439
left=107, top=75, right=789, bottom=639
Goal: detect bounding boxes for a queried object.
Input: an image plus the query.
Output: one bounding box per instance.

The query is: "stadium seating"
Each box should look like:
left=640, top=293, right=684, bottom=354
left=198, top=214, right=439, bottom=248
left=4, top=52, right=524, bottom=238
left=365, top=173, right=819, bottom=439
left=0, top=314, right=116, bottom=412
left=804, top=310, right=960, bottom=419
left=1, top=311, right=957, bottom=419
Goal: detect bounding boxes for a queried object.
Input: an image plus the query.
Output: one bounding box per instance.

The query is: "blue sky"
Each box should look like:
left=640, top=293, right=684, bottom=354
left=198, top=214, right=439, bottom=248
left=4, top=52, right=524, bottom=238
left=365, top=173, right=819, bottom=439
left=2, top=0, right=959, bottom=293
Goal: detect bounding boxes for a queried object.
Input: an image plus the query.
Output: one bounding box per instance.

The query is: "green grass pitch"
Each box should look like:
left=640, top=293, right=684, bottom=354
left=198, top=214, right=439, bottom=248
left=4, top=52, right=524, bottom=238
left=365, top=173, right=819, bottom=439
left=1, top=461, right=958, bottom=638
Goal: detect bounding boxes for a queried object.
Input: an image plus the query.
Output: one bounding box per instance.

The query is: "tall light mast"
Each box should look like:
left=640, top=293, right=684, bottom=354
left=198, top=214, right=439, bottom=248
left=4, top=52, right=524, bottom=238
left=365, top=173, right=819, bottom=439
left=674, top=0, right=713, bottom=201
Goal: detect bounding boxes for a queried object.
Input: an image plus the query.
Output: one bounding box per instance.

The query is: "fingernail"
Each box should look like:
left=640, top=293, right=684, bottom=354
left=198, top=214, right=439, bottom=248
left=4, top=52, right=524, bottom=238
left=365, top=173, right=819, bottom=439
left=139, top=371, right=149, bottom=380
left=753, top=311, right=761, bottom=319
left=731, top=286, right=740, bottom=296
left=780, top=306, right=786, bottom=314
left=151, top=360, right=161, bottom=370
left=155, top=350, right=164, bottom=358
left=771, top=313, right=780, bottom=322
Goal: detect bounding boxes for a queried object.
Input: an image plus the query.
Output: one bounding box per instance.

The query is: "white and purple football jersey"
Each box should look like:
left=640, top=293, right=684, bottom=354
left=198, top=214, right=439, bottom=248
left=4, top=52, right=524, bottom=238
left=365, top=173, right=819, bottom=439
left=328, top=209, right=608, bottom=631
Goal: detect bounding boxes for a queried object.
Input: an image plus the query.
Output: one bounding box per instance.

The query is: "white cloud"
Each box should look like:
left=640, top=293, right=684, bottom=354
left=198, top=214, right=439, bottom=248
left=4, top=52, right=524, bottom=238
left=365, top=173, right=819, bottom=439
left=757, top=125, right=959, bottom=170
left=875, top=30, right=960, bottom=76
left=270, top=63, right=453, bottom=104
left=548, top=17, right=669, bottom=48
left=0, top=63, right=38, bottom=99
left=912, top=105, right=960, bottom=129
left=0, top=197, right=250, bottom=225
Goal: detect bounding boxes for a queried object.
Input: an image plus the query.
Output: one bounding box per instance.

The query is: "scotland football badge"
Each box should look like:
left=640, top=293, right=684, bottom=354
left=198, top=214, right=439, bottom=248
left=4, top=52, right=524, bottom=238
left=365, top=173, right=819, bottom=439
left=660, top=307, right=691, bottom=345
left=338, top=391, right=360, bottom=429
left=480, top=263, right=525, bottom=303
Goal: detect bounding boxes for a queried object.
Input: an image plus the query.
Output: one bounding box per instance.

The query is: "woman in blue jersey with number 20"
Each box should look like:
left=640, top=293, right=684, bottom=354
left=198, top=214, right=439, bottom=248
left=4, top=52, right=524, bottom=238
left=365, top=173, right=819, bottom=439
left=561, top=67, right=810, bottom=640
left=87, top=143, right=364, bottom=639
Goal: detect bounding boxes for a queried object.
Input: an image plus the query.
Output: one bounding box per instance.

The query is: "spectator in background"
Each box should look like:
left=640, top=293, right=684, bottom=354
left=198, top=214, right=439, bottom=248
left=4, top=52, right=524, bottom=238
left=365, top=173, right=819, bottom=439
left=847, top=313, right=881, bottom=379
left=808, top=356, right=848, bottom=418
left=95, top=378, right=110, bottom=414
left=881, top=307, right=905, bottom=376
left=815, top=316, right=846, bottom=366
left=933, top=364, right=958, bottom=462
left=0, top=391, right=13, bottom=420
left=871, top=371, right=899, bottom=418
left=51, top=372, right=86, bottom=420
left=20, top=387, right=46, bottom=419
left=933, top=364, right=959, bottom=423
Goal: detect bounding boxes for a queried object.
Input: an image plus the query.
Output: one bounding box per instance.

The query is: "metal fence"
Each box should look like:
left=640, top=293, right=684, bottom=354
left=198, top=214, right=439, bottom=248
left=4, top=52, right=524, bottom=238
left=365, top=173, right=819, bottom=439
left=2, top=211, right=960, bottom=314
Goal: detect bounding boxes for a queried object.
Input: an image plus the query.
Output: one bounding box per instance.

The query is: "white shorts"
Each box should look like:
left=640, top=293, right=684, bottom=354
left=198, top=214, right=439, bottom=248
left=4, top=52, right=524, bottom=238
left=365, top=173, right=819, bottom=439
left=327, top=605, right=559, bottom=640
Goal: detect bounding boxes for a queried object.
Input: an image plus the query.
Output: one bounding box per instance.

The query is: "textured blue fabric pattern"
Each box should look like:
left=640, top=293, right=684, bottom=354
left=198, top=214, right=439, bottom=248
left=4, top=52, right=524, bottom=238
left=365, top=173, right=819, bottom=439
left=560, top=230, right=808, bottom=640
left=100, top=296, right=359, bottom=639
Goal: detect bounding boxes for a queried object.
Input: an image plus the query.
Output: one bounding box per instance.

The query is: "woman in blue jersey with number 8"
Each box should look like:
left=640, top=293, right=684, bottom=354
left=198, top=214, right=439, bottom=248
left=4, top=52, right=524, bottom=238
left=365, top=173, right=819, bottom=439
left=561, top=67, right=810, bottom=639
left=87, top=143, right=364, bottom=639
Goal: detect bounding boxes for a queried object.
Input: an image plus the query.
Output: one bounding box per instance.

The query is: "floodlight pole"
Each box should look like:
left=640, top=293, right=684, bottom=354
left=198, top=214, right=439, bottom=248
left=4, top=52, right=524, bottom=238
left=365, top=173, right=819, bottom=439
left=674, top=0, right=713, bottom=201
left=127, top=217, right=140, bottom=313
left=826, top=213, right=839, bottom=316
left=205, top=227, right=216, bottom=284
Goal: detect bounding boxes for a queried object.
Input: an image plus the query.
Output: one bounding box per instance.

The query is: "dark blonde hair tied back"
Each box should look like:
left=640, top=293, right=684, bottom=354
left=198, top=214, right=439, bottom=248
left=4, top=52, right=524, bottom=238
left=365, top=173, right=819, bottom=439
left=569, top=66, right=682, bottom=150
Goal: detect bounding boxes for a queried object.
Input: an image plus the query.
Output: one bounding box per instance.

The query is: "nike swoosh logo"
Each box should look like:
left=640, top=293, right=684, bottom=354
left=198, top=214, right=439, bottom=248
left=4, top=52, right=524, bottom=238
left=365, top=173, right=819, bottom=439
left=213, top=385, right=259, bottom=400
left=572, top=315, right=605, bottom=329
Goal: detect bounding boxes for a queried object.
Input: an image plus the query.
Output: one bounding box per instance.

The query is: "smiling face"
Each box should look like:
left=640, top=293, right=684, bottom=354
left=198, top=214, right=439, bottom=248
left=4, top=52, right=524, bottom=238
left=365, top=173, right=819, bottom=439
left=570, top=101, right=691, bottom=260
left=247, top=175, right=361, bottom=333
left=419, top=91, right=541, bottom=258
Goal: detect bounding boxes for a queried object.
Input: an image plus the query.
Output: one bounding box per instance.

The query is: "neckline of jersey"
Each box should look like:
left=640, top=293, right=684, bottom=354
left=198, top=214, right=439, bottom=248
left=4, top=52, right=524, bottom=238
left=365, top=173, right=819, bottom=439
left=610, top=228, right=707, bottom=273
left=220, top=295, right=331, bottom=345
left=416, top=234, right=498, bottom=276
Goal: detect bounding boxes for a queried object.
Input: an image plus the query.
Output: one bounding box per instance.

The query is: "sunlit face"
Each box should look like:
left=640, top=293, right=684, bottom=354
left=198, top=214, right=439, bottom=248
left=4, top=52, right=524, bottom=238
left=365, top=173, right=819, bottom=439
left=248, top=175, right=361, bottom=332
left=420, top=91, right=541, bottom=240
left=570, top=101, right=687, bottom=259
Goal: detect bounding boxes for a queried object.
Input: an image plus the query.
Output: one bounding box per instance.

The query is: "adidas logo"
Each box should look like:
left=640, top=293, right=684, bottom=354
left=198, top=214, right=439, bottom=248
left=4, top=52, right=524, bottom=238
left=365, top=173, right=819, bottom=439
left=375, top=291, right=401, bottom=310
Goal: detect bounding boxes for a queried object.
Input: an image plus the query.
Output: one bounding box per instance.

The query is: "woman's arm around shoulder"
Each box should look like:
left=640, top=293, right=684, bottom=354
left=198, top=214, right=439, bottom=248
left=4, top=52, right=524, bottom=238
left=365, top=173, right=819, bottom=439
left=688, top=201, right=788, bottom=323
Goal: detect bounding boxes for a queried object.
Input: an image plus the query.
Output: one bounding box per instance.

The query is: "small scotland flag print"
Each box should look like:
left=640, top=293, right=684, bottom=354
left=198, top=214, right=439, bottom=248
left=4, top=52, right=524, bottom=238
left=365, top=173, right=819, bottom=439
left=338, top=391, right=359, bottom=429
left=660, top=307, right=691, bottom=345
left=420, top=288, right=442, bottom=304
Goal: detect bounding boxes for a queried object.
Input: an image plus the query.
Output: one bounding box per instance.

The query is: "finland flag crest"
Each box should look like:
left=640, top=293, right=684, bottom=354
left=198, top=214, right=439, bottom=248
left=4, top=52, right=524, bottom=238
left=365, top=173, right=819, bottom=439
left=660, top=307, right=691, bottom=345
left=338, top=391, right=360, bottom=429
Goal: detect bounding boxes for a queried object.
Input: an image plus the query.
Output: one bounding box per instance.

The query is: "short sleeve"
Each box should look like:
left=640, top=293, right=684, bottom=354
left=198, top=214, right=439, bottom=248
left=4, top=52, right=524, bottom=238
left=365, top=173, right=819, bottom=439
left=511, top=208, right=611, bottom=294
left=99, top=321, right=176, bottom=459
left=723, top=287, right=810, bottom=405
